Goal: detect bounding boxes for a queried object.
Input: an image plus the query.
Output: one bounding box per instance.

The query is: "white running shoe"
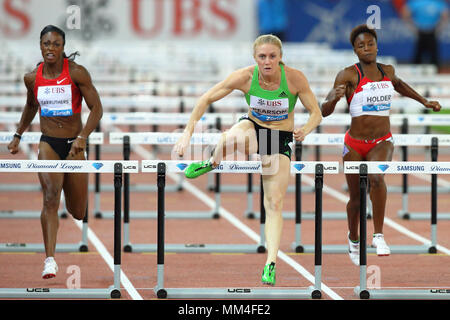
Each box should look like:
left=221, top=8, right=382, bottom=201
left=348, top=232, right=360, bottom=266
left=42, top=257, right=58, bottom=279
left=372, top=233, right=391, bottom=256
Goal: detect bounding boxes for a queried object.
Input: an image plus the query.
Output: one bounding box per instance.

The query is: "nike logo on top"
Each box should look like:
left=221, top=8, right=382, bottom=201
left=57, top=78, right=67, bottom=84
left=67, top=139, right=75, bottom=144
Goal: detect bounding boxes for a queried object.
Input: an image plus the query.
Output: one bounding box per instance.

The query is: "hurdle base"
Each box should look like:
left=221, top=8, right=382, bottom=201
left=342, top=184, right=450, bottom=194
left=244, top=211, right=256, bottom=219
left=354, top=286, right=450, bottom=300
left=154, top=286, right=318, bottom=299
left=290, top=244, right=434, bottom=254
left=398, top=210, right=450, bottom=220
left=126, top=243, right=266, bottom=253
left=0, top=210, right=67, bottom=219
left=0, top=242, right=88, bottom=253
left=93, top=183, right=182, bottom=193
left=96, top=210, right=219, bottom=220
left=206, top=183, right=315, bottom=194
left=249, top=211, right=351, bottom=220
left=0, top=287, right=120, bottom=299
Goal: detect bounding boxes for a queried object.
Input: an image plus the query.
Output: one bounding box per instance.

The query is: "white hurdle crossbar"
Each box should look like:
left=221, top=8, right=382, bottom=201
left=108, top=134, right=223, bottom=253
left=303, top=133, right=450, bottom=219
left=137, top=160, right=266, bottom=254
left=150, top=161, right=337, bottom=299
left=0, top=160, right=138, bottom=299
left=0, top=159, right=134, bottom=254
left=290, top=134, right=450, bottom=253
left=0, top=132, right=104, bottom=218
left=347, top=161, right=450, bottom=300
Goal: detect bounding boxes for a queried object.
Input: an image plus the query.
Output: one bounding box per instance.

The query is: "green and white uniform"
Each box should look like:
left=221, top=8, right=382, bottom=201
left=241, top=64, right=297, bottom=159
left=245, top=64, right=297, bottom=122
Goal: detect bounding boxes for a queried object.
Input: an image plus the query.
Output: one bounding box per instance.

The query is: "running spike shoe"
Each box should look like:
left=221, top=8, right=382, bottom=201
left=261, top=262, right=276, bottom=286
left=185, top=159, right=215, bottom=179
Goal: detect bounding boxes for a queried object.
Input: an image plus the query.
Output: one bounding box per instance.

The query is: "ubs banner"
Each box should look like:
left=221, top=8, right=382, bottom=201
left=286, top=0, right=450, bottom=63
left=0, top=0, right=256, bottom=42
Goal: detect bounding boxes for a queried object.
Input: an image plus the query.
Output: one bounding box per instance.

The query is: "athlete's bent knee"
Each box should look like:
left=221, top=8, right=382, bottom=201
left=68, top=207, right=86, bottom=220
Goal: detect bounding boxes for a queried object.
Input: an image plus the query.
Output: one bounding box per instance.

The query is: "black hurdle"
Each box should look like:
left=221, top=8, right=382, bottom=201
left=156, top=162, right=167, bottom=298
left=312, top=163, right=323, bottom=299
left=430, top=137, right=438, bottom=252
left=94, top=124, right=102, bottom=218
left=355, top=154, right=446, bottom=299
left=293, top=142, right=303, bottom=252
left=123, top=136, right=132, bottom=252
left=358, top=163, right=370, bottom=299
left=112, top=162, right=123, bottom=298
left=154, top=162, right=324, bottom=299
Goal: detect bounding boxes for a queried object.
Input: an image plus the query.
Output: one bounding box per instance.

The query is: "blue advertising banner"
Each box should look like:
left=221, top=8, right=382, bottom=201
left=286, top=0, right=450, bottom=63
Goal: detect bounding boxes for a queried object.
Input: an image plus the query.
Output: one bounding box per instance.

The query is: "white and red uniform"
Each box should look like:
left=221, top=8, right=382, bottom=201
left=347, top=63, right=394, bottom=117
left=344, top=63, right=394, bottom=157
left=34, top=58, right=82, bottom=117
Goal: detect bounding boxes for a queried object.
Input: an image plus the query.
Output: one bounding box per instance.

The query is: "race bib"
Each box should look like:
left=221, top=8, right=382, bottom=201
left=249, top=95, right=289, bottom=121
left=38, top=85, right=73, bottom=117
left=361, top=81, right=394, bottom=113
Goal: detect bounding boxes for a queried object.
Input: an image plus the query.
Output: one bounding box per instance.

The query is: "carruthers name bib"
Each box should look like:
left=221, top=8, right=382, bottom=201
left=37, top=85, right=73, bottom=116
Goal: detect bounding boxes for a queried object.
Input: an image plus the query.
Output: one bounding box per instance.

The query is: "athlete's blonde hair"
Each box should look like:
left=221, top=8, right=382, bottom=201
left=253, top=34, right=284, bottom=65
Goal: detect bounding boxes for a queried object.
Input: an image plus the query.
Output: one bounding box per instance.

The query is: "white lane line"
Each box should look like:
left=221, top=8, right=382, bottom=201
left=128, top=142, right=343, bottom=301
left=73, top=220, right=143, bottom=300
left=301, top=174, right=450, bottom=255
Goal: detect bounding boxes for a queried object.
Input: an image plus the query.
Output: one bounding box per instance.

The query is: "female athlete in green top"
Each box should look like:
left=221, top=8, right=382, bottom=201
left=174, top=34, right=322, bottom=286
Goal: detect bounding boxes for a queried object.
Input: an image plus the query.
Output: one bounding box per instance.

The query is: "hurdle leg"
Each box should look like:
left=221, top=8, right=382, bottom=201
left=121, top=136, right=132, bottom=252
left=258, top=176, right=266, bottom=253
left=429, top=139, right=438, bottom=253
left=398, top=120, right=410, bottom=219
left=94, top=124, right=102, bottom=218
left=354, top=164, right=370, bottom=299
left=291, top=164, right=303, bottom=253
left=244, top=171, right=255, bottom=219
left=311, top=164, right=323, bottom=299
left=112, top=163, right=123, bottom=298
left=79, top=140, right=90, bottom=252
left=211, top=172, right=221, bottom=219
left=292, top=143, right=304, bottom=253
left=154, top=163, right=167, bottom=298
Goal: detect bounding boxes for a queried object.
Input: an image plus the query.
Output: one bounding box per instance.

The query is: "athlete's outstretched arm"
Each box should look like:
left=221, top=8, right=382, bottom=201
left=174, top=68, right=249, bottom=157
left=69, top=64, right=103, bottom=157
left=384, top=64, right=441, bottom=112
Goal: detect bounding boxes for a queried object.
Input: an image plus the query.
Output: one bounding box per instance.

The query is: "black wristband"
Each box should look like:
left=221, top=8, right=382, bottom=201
left=13, top=133, right=22, bottom=140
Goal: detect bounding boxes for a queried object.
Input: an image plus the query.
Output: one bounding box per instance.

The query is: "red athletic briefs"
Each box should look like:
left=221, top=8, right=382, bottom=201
left=344, top=130, right=393, bottom=158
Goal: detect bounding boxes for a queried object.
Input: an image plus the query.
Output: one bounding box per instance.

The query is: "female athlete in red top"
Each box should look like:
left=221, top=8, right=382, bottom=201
left=8, top=25, right=103, bottom=278
left=321, top=24, right=441, bottom=265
